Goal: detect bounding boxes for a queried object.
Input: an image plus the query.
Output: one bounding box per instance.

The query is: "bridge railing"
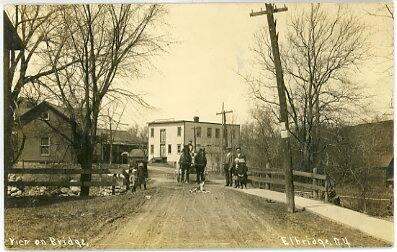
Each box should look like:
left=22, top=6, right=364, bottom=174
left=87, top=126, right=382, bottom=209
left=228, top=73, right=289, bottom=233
left=7, top=164, right=131, bottom=195
left=248, top=167, right=328, bottom=201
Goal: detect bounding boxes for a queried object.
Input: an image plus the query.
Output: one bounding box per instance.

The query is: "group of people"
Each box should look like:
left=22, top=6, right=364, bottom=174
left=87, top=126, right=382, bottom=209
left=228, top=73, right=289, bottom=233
left=177, top=144, right=248, bottom=189
left=178, top=144, right=207, bottom=185
left=224, top=146, right=248, bottom=189
left=128, top=160, right=149, bottom=192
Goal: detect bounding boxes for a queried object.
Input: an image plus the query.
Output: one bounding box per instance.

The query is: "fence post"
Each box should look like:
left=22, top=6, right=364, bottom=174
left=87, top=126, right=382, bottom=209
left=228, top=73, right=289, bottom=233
left=312, top=168, right=318, bottom=199
left=265, top=172, right=270, bottom=190
left=324, top=175, right=329, bottom=202
left=124, top=169, right=130, bottom=192
left=112, top=174, right=116, bottom=195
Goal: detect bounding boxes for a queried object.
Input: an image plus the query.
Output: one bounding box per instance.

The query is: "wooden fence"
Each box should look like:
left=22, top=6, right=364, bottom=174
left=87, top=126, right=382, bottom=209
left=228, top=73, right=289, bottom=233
left=248, top=168, right=329, bottom=201
left=7, top=164, right=131, bottom=195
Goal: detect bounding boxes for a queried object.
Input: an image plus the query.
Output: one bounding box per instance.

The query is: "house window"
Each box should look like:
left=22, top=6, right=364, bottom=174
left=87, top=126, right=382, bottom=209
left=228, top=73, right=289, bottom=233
left=160, top=129, right=166, bottom=143
left=177, top=127, right=182, bottom=137
left=231, top=129, right=235, bottom=139
left=41, top=112, right=50, bottom=121
left=150, top=145, right=154, bottom=154
left=207, top=127, right=212, bottom=138
left=150, top=128, right=154, bottom=138
left=215, top=128, right=220, bottom=138
left=40, top=137, right=50, bottom=156
left=168, top=144, right=172, bottom=154
left=177, top=144, right=181, bottom=154
left=196, top=127, right=201, bottom=138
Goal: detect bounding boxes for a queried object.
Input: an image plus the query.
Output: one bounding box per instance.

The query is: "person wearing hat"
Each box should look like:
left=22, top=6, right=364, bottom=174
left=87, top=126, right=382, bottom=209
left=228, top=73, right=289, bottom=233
left=136, top=161, right=148, bottom=190
left=223, top=146, right=234, bottom=186
left=179, top=145, right=192, bottom=183
left=128, top=164, right=137, bottom=192
left=194, top=147, right=207, bottom=184
left=234, top=146, right=247, bottom=188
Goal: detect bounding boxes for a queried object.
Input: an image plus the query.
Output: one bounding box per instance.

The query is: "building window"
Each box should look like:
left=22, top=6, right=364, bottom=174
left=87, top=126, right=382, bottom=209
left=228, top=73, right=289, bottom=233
left=150, top=128, right=154, bottom=138
left=177, top=144, right=181, bottom=154
left=160, top=129, right=166, bottom=143
left=207, top=127, right=212, bottom=138
left=40, top=137, right=50, bottom=156
left=150, top=145, right=154, bottom=154
left=215, top=128, right=220, bottom=138
left=168, top=144, right=172, bottom=154
left=177, top=127, right=182, bottom=137
left=231, top=129, right=235, bottom=139
left=196, top=127, right=201, bottom=138
left=41, top=112, right=50, bottom=121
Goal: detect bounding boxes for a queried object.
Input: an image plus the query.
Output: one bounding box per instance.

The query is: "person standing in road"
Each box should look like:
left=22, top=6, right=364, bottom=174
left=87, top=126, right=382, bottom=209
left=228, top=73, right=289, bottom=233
left=179, top=145, right=192, bottom=183
left=194, top=148, right=207, bottom=185
left=234, top=146, right=247, bottom=188
left=223, top=147, right=234, bottom=187
left=136, top=161, right=148, bottom=190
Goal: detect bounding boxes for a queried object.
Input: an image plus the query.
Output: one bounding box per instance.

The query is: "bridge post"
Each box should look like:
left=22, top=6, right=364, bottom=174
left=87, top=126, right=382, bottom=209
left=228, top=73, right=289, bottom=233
left=265, top=172, right=270, bottom=190
left=324, top=177, right=329, bottom=202
left=312, top=168, right=318, bottom=199
left=112, top=174, right=116, bottom=195
left=124, top=170, right=130, bottom=192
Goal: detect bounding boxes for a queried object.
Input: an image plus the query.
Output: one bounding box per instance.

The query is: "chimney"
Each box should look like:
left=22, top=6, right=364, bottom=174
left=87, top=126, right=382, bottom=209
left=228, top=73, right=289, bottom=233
left=193, top=116, right=199, bottom=123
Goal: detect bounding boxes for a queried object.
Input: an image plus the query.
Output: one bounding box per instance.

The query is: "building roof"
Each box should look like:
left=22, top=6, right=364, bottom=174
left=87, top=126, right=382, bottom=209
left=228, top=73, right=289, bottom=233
left=340, top=119, right=393, bottom=168
left=148, top=119, right=240, bottom=127
left=19, top=100, right=70, bottom=126
left=4, top=12, right=23, bottom=50
left=129, top=148, right=146, bottom=158
left=97, top=128, right=146, bottom=145
left=19, top=100, right=147, bottom=146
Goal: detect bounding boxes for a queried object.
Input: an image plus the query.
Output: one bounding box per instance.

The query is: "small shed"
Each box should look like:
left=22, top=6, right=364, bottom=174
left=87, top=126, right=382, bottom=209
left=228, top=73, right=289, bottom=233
left=128, top=148, right=147, bottom=165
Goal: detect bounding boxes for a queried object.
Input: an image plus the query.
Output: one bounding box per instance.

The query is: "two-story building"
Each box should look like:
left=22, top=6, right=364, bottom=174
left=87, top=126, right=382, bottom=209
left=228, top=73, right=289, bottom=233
left=148, top=116, right=240, bottom=171
left=15, top=99, right=144, bottom=164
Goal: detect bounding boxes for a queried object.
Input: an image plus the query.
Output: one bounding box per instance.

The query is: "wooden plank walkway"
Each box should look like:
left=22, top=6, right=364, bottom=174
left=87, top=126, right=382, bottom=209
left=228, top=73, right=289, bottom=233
left=232, top=188, right=394, bottom=244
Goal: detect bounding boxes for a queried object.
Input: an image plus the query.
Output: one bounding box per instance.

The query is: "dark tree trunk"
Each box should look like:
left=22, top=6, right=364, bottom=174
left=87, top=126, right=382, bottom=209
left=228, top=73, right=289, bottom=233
left=302, top=142, right=312, bottom=172
left=4, top=48, right=12, bottom=202
left=77, top=136, right=93, bottom=197
left=80, top=160, right=92, bottom=196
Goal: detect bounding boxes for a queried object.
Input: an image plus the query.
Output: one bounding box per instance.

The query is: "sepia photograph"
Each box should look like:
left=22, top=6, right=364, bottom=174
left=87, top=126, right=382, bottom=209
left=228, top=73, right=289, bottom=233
left=2, top=1, right=394, bottom=249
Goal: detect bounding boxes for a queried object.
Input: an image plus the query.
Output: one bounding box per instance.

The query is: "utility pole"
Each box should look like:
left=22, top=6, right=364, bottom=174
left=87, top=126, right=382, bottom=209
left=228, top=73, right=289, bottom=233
left=216, top=102, right=233, bottom=170
left=250, top=3, right=295, bottom=213
left=192, top=126, right=197, bottom=152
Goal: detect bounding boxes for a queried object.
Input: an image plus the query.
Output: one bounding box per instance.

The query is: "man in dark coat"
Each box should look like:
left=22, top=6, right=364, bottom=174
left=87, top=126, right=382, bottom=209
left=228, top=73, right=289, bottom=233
left=223, top=147, right=234, bottom=186
left=136, top=161, right=148, bottom=190
left=179, top=145, right=192, bottom=183
left=194, top=148, right=207, bottom=184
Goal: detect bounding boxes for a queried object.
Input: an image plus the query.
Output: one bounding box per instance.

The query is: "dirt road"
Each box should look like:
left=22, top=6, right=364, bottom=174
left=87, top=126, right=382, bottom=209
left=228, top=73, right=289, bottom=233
left=92, top=169, right=389, bottom=249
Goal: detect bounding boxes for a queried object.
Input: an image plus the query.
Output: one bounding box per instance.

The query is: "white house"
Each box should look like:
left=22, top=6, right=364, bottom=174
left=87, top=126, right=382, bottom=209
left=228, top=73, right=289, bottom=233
left=148, top=117, right=240, bottom=171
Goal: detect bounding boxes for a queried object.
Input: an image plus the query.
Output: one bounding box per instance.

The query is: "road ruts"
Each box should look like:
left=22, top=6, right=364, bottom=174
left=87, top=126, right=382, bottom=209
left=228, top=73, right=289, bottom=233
left=92, top=172, right=390, bottom=249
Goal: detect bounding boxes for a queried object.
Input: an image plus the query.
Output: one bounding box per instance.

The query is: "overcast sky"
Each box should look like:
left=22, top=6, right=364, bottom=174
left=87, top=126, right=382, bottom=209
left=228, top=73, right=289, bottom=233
left=115, top=3, right=393, bottom=129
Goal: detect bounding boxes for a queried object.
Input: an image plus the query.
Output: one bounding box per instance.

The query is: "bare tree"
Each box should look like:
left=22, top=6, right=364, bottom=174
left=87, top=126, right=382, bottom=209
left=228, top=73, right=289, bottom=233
left=38, top=4, right=168, bottom=196
left=241, top=106, right=281, bottom=169
left=243, top=4, right=369, bottom=171
left=5, top=6, right=77, bottom=167
left=326, top=120, right=393, bottom=214
left=127, top=123, right=148, bottom=144
left=98, top=99, right=128, bottom=165
left=366, top=4, right=393, bottom=19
